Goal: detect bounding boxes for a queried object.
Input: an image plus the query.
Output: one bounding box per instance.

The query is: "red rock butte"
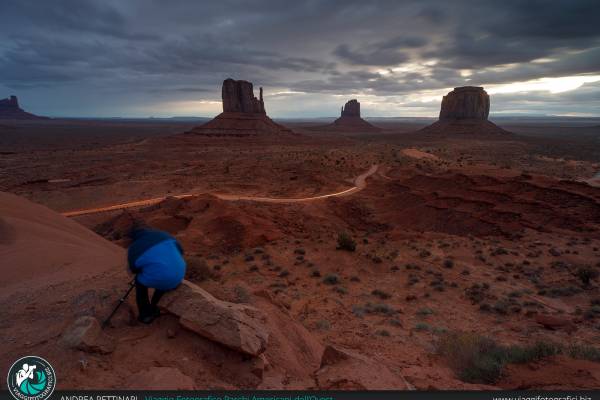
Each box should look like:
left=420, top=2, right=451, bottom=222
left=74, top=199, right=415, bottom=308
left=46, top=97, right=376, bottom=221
left=324, top=99, right=381, bottom=132
left=186, top=78, right=293, bottom=137
left=0, top=95, right=48, bottom=120
left=420, top=86, right=510, bottom=135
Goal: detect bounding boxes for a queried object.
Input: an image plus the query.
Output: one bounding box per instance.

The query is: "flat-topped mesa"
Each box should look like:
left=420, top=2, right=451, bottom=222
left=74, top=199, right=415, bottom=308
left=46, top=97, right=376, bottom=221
left=222, top=78, right=265, bottom=114
left=439, top=86, right=490, bottom=121
left=0, top=95, right=48, bottom=120
left=418, top=86, right=509, bottom=135
left=340, top=99, right=360, bottom=118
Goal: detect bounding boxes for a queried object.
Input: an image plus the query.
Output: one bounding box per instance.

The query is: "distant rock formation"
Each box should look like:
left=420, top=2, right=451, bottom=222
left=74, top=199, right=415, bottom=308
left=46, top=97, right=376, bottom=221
left=439, top=86, right=489, bottom=120
left=222, top=79, right=265, bottom=114
left=186, top=79, right=293, bottom=137
left=419, top=86, right=509, bottom=135
left=340, top=99, right=360, bottom=118
left=0, top=95, right=48, bottom=120
left=321, top=99, right=381, bottom=132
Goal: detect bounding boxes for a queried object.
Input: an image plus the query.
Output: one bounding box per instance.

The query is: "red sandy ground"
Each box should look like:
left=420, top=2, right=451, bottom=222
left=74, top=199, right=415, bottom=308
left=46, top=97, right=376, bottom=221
left=1, top=119, right=600, bottom=390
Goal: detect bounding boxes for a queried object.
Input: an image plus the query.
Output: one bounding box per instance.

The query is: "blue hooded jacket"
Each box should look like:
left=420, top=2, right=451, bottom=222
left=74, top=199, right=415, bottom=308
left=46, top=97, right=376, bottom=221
left=127, top=228, right=186, bottom=291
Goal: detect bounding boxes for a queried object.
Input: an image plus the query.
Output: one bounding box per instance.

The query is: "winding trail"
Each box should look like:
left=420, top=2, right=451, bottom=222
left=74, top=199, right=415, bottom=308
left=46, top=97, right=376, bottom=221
left=62, top=164, right=379, bottom=217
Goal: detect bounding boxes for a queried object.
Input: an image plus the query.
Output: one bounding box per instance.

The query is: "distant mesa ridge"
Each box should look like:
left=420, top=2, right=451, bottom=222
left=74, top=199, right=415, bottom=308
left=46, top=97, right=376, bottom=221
left=0, top=95, right=48, bottom=120
left=186, top=78, right=293, bottom=137
left=420, top=86, right=509, bottom=135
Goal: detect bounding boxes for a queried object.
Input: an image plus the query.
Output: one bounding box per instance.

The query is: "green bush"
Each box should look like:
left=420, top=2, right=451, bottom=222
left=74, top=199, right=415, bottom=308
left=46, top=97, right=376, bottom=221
left=323, top=274, right=340, bottom=285
left=576, top=266, right=599, bottom=286
left=437, top=332, right=565, bottom=384
left=337, top=232, right=356, bottom=251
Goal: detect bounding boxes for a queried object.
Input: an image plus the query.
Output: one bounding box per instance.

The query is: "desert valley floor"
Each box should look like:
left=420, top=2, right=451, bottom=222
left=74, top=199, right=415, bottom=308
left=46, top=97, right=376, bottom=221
left=1, top=117, right=600, bottom=390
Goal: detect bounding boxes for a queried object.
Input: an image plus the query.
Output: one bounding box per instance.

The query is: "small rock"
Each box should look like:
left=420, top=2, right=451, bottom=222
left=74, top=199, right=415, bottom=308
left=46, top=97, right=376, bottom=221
left=535, top=314, right=576, bottom=333
left=161, top=280, right=269, bottom=356
left=62, top=316, right=115, bottom=354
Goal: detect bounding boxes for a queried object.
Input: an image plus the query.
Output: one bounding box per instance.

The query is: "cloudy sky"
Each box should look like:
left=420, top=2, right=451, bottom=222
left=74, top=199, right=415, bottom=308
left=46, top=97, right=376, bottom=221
left=1, top=0, right=600, bottom=118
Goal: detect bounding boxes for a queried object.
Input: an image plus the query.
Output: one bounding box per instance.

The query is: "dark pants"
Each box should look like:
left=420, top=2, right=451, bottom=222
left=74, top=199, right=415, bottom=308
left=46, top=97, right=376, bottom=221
left=135, top=281, right=166, bottom=319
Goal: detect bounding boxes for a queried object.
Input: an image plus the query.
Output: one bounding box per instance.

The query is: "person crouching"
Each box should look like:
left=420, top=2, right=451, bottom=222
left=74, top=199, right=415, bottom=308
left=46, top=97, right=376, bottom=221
left=127, top=222, right=186, bottom=324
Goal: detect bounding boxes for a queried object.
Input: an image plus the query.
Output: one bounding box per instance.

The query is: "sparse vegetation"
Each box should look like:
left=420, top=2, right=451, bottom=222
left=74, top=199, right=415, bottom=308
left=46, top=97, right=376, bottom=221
left=371, top=289, right=392, bottom=299
left=323, top=274, right=340, bottom=285
left=437, top=332, right=600, bottom=384
left=576, top=266, right=599, bottom=286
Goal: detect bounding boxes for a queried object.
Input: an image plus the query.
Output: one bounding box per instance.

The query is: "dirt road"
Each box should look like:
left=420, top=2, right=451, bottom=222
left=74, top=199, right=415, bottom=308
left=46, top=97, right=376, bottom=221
left=62, top=164, right=379, bottom=217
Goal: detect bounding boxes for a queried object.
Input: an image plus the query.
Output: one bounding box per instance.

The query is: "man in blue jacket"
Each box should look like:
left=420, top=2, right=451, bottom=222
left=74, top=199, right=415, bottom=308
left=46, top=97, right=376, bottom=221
left=127, top=223, right=186, bottom=324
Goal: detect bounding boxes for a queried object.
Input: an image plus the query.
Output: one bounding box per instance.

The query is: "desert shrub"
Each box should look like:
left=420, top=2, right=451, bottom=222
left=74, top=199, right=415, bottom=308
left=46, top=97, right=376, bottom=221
left=414, top=323, right=430, bottom=332
left=436, top=332, right=507, bottom=384
left=437, top=332, right=568, bottom=384
left=371, top=289, right=392, bottom=299
left=416, top=307, right=434, bottom=317
left=334, top=286, right=348, bottom=295
left=504, top=341, right=561, bottom=364
left=375, top=329, right=391, bottom=337
left=352, top=305, right=366, bottom=317
left=363, top=302, right=396, bottom=315
left=337, top=232, right=356, bottom=251
left=233, top=285, right=251, bottom=303
left=315, top=319, right=331, bottom=330
left=568, top=345, right=600, bottom=362
left=576, top=266, right=599, bottom=286
left=443, top=259, right=454, bottom=269
left=546, top=286, right=582, bottom=297
left=323, top=274, right=340, bottom=285
left=311, top=269, right=321, bottom=278
left=186, top=257, right=213, bottom=282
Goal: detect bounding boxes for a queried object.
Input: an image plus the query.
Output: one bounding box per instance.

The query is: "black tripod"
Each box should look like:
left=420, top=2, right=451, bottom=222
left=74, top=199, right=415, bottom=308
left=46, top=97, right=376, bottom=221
left=102, top=278, right=136, bottom=328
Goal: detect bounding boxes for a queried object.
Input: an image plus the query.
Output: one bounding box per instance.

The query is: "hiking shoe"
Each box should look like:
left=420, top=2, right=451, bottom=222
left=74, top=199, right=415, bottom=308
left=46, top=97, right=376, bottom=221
left=138, top=314, right=157, bottom=324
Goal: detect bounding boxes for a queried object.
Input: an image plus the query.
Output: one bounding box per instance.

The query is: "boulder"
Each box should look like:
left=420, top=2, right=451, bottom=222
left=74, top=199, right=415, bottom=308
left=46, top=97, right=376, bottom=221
left=439, top=86, right=490, bottom=120
left=222, top=79, right=265, bottom=114
left=127, top=367, right=196, bottom=390
left=535, top=314, right=577, bottom=333
left=61, top=316, right=115, bottom=354
left=316, top=345, right=409, bottom=389
left=160, top=280, right=269, bottom=356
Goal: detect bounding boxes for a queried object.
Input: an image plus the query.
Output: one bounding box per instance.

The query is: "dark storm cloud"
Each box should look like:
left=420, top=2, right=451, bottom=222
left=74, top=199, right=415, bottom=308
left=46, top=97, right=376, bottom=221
left=0, top=0, right=599, bottom=116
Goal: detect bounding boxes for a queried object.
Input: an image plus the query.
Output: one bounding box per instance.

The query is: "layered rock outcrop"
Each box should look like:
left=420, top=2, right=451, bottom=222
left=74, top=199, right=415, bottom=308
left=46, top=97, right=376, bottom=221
left=161, top=280, right=269, bottom=356
left=186, top=79, right=293, bottom=137
left=0, top=95, right=48, bottom=120
left=419, top=86, right=509, bottom=135
left=439, top=86, right=490, bottom=120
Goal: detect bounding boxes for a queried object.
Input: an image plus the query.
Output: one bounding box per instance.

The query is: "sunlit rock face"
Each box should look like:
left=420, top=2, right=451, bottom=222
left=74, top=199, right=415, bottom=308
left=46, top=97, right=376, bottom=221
left=439, top=86, right=490, bottom=120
